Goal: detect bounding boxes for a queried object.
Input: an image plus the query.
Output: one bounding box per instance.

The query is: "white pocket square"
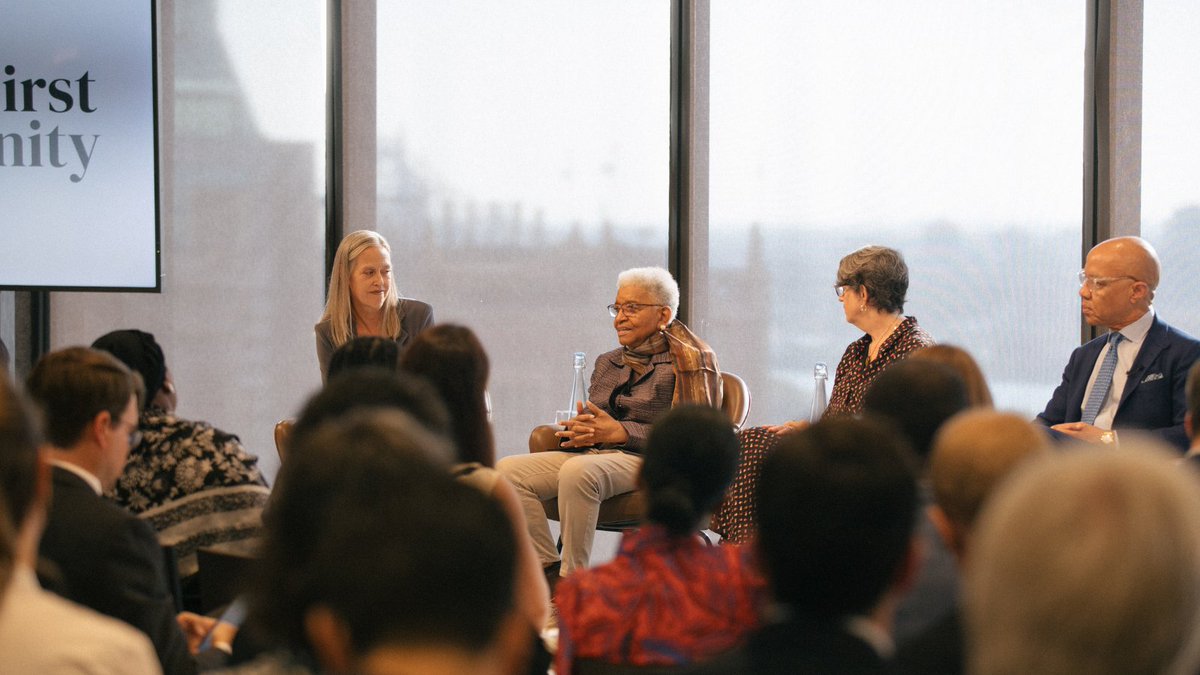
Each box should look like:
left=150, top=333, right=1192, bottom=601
left=1141, top=372, right=1164, bottom=383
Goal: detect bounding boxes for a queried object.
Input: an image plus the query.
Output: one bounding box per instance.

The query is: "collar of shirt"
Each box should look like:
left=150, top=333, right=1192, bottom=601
left=1115, top=306, right=1155, bottom=346
left=48, top=459, right=103, bottom=496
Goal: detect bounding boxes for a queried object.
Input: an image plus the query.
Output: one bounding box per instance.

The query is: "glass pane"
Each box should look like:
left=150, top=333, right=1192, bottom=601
left=706, top=1, right=1085, bottom=423
left=1142, top=3, right=1200, bottom=335
left=376, top=1, right=671, bottom=459
left=50, top=0, right=327, bottom=481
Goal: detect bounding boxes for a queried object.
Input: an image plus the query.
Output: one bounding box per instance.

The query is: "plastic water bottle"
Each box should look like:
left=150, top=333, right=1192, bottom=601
left=809, top=362, right=828, bottom=422
left=567, top=352, right=588, bottom=414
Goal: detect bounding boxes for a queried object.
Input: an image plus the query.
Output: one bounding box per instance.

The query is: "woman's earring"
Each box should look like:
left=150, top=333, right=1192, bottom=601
left=859, top=304, right=865, bottom=312
left=658, top=325, right=667, bottom=331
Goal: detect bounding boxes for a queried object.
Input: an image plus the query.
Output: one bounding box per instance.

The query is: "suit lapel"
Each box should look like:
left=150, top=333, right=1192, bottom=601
left=1119, top=315, right=1167, bottom=408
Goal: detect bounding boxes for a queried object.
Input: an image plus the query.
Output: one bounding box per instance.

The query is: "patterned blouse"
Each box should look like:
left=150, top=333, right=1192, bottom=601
left=710, top=316, right=933, bottom=544
left=555, top=524, right=766, bottom=674
left=825, top=316, right=935, bottom=418
left=107, top=407, right=268, bottom=514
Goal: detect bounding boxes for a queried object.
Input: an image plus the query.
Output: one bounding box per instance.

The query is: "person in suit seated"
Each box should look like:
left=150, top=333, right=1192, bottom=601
left=862, top=359, right=969, bottom=645
left=893, top=410, right=1049, bottom=675
left=243, top=409, right=530, bottom=675
left=1037, top=236, right=1200, bottom=450
left=25, top=347, right=216, bottom=675
left=0, top=369, right=161, bottom=673
left=314, top=229, right=434, bottom=383
left=698, top=416, right=922, bottom=674
left=555, top=405, right=765, bottom=674
left=965, top=442, right=1200, bottom=675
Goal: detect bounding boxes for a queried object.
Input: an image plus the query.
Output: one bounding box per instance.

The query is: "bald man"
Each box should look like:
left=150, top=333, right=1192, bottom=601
left=1036, top=236, right=1200, bottom=450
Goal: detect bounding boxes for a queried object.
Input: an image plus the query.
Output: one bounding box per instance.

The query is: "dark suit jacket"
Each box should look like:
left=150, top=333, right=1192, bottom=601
left=894, top=610, right=963, bottom=675
left=690, top=615, right=889, bottom=675
left=314, top=298, right=435, bottom=382
left=39, top=466, right=195, bottom=675
left=1036, top=314, right=1200, bottom=450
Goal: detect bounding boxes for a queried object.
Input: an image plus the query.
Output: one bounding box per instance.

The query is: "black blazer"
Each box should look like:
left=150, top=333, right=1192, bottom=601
left=1036, top=314, right=1200, bottom=449
left=39, top=466, right=195, bottom=675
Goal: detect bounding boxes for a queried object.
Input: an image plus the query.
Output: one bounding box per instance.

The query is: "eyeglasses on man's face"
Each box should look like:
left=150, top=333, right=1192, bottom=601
left=1077, top=271, right=1138, bottom=291
left=607, top=303, right=663, bottom=318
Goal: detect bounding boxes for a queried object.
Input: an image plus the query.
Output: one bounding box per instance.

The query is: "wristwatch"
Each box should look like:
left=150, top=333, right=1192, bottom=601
left=1099, top=430, right=1117, bottom=445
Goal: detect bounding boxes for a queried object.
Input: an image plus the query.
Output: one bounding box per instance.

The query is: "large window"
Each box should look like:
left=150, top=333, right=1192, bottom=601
left=1142, top=2, right=1200, bottom=335
left=50, top=0, right=327, bottom=481
left=704, top=1, right=1085, bottom=423
left=375, top=1, right=671, bottom=459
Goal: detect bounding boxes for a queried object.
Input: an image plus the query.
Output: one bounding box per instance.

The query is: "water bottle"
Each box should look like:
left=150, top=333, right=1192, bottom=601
left=567, top=352, right=588, bottom=415
left=809, top=362, right=828, bottom=422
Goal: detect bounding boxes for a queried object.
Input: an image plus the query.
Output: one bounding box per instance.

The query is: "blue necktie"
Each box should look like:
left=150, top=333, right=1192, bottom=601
left=1082, top=332, right=1124, bottom=425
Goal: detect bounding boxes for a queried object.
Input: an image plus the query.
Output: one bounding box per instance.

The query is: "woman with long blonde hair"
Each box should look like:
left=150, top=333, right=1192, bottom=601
left=315, top=230, right=433, bottom=382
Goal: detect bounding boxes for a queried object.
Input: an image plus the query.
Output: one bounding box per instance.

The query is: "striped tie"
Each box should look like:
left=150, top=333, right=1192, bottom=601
left=1082, top=332, right=1124, bottom=425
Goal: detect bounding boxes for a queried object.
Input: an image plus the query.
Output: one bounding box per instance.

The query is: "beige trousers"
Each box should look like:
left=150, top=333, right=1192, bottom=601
left=497, top=449, right=642, bottom=576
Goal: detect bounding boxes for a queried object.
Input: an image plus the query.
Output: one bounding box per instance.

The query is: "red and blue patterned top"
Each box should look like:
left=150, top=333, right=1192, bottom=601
left=555, top=524, right=766, bottom=674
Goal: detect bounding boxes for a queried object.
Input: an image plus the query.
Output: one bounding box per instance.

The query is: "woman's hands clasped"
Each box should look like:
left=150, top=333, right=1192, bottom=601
left=556, top=401, right=629, bottom=449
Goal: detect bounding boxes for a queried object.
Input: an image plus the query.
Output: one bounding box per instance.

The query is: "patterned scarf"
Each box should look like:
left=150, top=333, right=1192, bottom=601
left=622, top=330, right=670, bottom=378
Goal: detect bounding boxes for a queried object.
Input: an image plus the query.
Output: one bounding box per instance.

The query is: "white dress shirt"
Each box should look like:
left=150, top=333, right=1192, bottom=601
left=1082, top=308, right=1155, bottom=430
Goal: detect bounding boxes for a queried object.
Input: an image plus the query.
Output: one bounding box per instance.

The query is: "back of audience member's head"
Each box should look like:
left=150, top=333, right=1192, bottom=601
left=1186, top=361, right=1200, bottom=444
left=398, top=324, right=495, bottom=467
left=251, top=410, right=521, bottom=671
left=91, top=329, right=166, bottom=411
left=326, top=336, right=401, bottom=381
left=757, top=416, right=919, bottom=620
left=639, top=404, right=738, bottom=537
left=909, top=344, right=993, bottom=409
left=966, top=442, right=1200, bottom=675
left=25, top=347, right=142, bottom=449
left=290, top=369, right=451, bottom=452
left=863, top=359, right=969, bottom=461
left=0, top=337, right=10, bottom=377
left=0, top=376, right=42, bottom=531
left=928, top=410, right=1048, bottom=560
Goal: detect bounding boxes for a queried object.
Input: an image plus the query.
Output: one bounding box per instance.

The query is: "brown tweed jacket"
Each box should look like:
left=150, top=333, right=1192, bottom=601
left=589, top=348, right=676, bottom=453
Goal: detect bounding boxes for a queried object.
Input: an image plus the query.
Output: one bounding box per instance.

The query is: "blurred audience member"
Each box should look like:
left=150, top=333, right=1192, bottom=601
left=400, top=324, right=549, bottom=631
left=243, top=410, right=529, bottom=675
left=556, top=405, right=765, bottom=673
left=0, top=372, right=160, bottom=673
left=1183, top=361, right=1200, bottom=463
left=893, top=410, right=1048, bottom=675
left=326, top=335, right=402, bottom=380
left=909, top=344, right=993, bottom=408
left=966, top=443, right=1200, bottom=675
left=699, top=416, right=920, bottom=674
left=27, top=347, right=213, bottom=674
left=92, top=329, right=268, bottom=580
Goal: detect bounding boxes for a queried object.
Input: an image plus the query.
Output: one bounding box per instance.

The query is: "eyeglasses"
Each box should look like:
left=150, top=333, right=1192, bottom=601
left=834, top=284, right=853, bottom=298
left=607, top=303, right=663, bottom=318
left=114, top=417, right=142, bottom=447
left=1077, top=271, right=1138, bottom=291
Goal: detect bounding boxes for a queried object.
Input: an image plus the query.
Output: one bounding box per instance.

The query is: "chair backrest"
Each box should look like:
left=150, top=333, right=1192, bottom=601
left=719, top=371, right=751, bottom=430
left=274, top=419, right=294, bottom=464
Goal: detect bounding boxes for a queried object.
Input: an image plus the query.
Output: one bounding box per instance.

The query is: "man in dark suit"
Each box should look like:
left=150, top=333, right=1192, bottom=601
left=697, top=416, right=921, bottom=674
left=1037, top=236, right=1200, bottom=450
left=26, top=347, right=213, bottom=675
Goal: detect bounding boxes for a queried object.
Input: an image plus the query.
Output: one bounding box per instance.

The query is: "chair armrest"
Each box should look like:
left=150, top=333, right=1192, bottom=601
left=529, top=424, right=563, bottom=453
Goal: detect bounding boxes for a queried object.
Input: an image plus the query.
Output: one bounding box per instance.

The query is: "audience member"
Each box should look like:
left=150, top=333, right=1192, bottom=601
left=861, top=358, right=969, bottom=645
left=243, top=410, right=529, bottom=675
left=1037, top=236, right=1200, bottom=449
left=893, top=410, right=1049, bottom=675
left=966, top=443, right=1200, bottom=675
left=0, top=373, right=161, bottom=673
left=699, top=416, right=920, bottom=674
left=326, top=335, right=402, bottom=380
left=909, top=344, right=993, bottom=408
left=1183, top=361, right=1200, bottom=463
left=26, top=347, right=213, bottom=674
left=288, top=368, right=450, bottom=447
left=0, top=336, right=8, bottom=375
left=92, top=329, right=269, bottom=579
left=556, top=405, right=765, bottom=673
left=314, top=229, right=434, bottom=383
left=399, top=324, right=550, bottom=631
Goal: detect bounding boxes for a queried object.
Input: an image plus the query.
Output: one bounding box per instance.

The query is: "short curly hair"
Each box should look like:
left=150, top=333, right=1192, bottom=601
left=836, top=246, right=910, bottom=314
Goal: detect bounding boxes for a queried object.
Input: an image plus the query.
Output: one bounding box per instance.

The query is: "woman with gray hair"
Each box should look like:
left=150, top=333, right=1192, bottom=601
left=712, top=245, right=934, bottom=543
left=498, top=266, right=720, bottom=585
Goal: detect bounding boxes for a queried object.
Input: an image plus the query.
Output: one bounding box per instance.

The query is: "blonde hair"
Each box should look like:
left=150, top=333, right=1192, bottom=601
left=320, top=230, right=401, bottom=347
